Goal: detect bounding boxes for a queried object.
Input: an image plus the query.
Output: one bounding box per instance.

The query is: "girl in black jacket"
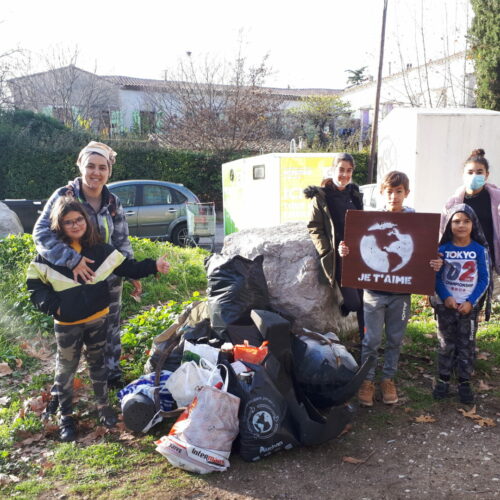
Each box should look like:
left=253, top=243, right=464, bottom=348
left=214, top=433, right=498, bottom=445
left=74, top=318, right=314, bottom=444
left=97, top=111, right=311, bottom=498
left=27, top=197, right=170, bottom=441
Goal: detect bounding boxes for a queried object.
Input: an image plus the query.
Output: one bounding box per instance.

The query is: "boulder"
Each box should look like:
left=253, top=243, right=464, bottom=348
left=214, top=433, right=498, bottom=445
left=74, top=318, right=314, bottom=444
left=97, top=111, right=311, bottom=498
left=221, top=222, right=357, bottom=339
left=0, top=202, right=23, bottom=238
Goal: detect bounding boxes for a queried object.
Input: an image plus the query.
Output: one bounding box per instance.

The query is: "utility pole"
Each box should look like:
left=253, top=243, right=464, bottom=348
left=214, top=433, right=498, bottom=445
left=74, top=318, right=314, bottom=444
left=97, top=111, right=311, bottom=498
left=368, top=0, right=388, bottom=183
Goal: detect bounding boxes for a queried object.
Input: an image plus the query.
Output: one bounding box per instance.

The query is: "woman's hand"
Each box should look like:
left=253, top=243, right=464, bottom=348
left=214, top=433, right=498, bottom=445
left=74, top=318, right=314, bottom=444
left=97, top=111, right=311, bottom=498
left=457, top=301, right=472, bottom=315
left=72, top=256, right=96, bottom=283
left=156, top=254, right=171, bottom=274
left=338, top=241, right=350, bottom=257
left=444, top=296, right=458, bottom=310
left=429, top=253, right=444, bottom=272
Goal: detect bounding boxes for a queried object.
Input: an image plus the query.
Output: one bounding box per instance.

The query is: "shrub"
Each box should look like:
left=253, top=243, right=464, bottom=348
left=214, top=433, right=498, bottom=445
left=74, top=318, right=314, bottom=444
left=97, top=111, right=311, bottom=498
left=120, top=292, right=204, bottom=379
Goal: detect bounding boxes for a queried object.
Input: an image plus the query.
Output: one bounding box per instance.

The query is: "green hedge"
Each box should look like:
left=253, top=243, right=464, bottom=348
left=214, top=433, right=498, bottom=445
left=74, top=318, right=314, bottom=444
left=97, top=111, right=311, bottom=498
left=0, top=110, right=370, bottom=204
left=0, top=111, right=249, bottom=205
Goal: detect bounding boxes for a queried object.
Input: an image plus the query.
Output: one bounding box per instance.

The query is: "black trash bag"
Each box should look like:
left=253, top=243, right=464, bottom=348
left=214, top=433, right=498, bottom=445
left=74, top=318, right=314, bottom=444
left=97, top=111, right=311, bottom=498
left=205, top=254, right=270, bottom=341
left=291, top=330, right=359, bottom=409
left=147, top=319, right=221, bottom=373
left=226, top=360, right=298, bottom=462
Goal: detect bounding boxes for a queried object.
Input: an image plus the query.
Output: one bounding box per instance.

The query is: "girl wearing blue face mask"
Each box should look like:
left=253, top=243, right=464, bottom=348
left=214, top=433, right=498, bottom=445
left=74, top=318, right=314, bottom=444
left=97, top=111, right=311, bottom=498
left=441, top=149, right=500, bottom=291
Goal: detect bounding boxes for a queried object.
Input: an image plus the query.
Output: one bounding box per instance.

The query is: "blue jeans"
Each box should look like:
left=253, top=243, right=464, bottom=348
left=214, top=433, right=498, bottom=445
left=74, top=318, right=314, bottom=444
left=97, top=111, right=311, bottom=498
left=361, top=290, right=411, bottom=380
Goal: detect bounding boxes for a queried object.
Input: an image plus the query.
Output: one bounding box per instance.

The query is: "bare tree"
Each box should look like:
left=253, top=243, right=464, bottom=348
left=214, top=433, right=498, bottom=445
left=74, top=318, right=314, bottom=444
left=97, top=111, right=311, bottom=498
left=0, top=47, right=23, bottom=108
left=146, top=49, right=285, bottom=153
left=8, top=47, right=115, bottom=132
left=389, top=0, right=472, bottom=108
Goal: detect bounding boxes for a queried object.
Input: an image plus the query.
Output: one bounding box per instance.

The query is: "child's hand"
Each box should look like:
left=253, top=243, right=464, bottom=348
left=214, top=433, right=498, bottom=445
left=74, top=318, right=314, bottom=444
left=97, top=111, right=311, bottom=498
left=444, top=297, right=458, bottom=309
left=129, top=279, right=142, bottom=303
left=156, top=254, right=170, bottom=274
left=429, top=253, right=444, bottom=272
left=338, top=241, right=350, bottom=257
left=457, top=301, right=472, bottom=315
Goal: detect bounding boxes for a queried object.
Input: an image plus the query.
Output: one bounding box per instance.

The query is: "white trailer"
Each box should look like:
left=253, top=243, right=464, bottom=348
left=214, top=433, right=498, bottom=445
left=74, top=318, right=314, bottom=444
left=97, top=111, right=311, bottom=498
left=222, top=153, right=342, bottom=235
left=377, top=108, right=500, bottom=213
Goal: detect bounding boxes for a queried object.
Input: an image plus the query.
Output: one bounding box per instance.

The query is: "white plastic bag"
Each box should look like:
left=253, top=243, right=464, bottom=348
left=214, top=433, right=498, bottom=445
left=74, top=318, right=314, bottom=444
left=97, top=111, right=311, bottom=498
left=182, top=340, right=219, bottom=366
left=165, top=359, right=222, bottom=407
left=156, top=366, right=240, bottom=474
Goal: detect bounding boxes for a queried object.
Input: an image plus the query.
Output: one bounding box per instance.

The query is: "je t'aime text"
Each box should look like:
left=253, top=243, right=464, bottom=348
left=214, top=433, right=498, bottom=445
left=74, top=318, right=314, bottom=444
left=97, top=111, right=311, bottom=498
left=358, top=273, right=413, bottom=285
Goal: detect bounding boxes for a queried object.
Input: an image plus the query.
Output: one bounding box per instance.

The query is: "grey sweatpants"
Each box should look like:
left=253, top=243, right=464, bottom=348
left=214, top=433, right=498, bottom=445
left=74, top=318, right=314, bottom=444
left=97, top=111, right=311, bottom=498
left=52, top=316, right=109, bottom=415
left=361, top=290, right=411, bottom=381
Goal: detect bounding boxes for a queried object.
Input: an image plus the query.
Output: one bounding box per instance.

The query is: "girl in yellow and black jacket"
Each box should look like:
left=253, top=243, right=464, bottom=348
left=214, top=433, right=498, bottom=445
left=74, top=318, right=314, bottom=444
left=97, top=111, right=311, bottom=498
left=27, top=196, right=170, bottom=442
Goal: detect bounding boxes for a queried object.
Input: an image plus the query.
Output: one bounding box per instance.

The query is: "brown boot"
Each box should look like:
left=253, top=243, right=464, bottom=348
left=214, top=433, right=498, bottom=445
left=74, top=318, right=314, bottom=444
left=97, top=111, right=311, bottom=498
left=380, top=378, right=398, bottom=404
left=358, top=380, right=375, bottom=407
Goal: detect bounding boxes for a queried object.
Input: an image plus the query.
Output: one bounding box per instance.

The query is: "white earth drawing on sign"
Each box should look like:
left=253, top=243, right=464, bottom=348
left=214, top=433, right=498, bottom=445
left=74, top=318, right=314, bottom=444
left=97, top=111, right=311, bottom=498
left=360, top=222, right=414, bottom=272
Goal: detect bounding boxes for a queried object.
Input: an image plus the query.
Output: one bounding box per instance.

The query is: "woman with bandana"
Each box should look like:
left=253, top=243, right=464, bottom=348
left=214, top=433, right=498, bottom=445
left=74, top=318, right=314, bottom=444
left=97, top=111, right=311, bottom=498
left=33, top=142, right=139, bottom=415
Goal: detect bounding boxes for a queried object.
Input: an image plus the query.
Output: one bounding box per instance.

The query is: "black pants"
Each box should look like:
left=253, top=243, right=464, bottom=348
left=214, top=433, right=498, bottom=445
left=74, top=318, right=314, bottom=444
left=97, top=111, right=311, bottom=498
left=336, top=260, right=364, bottom=337
left=435, top=305, right=479, bottom=381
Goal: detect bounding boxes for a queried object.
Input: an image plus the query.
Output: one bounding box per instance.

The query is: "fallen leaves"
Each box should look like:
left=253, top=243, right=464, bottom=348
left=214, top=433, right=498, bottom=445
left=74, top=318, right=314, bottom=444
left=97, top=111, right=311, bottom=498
left=458, top=406, right=496, bottom=427
left=77, top=426, right=108, bottom=445
left=415, top=415, right=436, bottom=423
left=0, top=395, right=11, bottom=406
left=478, top=380, right=492, bottom=392
left=342, top=450, right=376, bottom=471
left=338, top=423, right=353, bottom=437
left=19, top=342, right=52, bottom=361
left=0, top=474, right=20, bottom=486
left=0, top=362, right=13, bottom=377
left=23, top=396, right=46, bottom=416
left=476, top=351, right=491, bottom=361
left=342, top=456, right=364, bottom=464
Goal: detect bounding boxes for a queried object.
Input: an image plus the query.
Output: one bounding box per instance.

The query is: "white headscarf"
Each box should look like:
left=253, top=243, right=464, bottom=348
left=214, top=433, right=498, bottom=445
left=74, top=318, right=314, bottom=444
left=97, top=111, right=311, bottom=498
left=77, top=141, right=117, bottom=174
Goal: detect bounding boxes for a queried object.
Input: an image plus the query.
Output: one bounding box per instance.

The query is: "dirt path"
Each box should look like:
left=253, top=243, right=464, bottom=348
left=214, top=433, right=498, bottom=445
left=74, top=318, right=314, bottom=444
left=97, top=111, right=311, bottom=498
left=98, top=379, right=499, bottom=500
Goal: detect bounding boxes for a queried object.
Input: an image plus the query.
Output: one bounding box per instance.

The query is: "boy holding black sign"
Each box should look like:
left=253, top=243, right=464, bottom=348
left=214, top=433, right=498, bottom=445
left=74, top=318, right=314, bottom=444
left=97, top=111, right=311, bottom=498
left=339, top=171, right=442, bottom=407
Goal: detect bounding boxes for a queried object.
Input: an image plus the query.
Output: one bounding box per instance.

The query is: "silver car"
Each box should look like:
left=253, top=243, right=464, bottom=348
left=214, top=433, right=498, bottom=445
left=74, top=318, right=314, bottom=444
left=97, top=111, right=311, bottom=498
left=107, top=179, right=200, bottom=246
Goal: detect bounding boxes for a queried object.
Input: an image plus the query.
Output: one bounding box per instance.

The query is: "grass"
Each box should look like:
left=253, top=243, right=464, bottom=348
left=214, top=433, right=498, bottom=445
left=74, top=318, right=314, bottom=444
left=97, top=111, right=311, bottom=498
left=1, top=231, right=500, bottom=499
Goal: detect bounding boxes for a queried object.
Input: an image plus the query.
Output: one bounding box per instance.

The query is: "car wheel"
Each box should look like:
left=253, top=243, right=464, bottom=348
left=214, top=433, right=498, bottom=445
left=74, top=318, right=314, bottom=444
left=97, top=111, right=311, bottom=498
left=171, top=223, right=192, bottom=247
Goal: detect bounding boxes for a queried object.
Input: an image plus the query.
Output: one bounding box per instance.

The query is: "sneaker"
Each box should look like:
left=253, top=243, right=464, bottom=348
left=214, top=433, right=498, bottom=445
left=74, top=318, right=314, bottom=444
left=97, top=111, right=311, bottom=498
left=458, top=382, right=474, bottom=404
left=432, top=379, right=450, bottom=400
left=358, top=380, right=375, bottom=407
left=42, top=395, right=59, bottom=420
left=380, top=379, right=398, bottom=404
left=98, top=405, right=118, bottom=428
left=59, top=415, right=77, bottom=442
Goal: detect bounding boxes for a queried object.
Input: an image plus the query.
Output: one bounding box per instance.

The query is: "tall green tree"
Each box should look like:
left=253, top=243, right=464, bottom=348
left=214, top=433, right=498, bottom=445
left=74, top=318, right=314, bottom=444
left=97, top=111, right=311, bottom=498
left=345, top=66, right=369, bottom=86
left=469, top=0, right=500, bottom=110
left=288, top=95, right=351, bottom=149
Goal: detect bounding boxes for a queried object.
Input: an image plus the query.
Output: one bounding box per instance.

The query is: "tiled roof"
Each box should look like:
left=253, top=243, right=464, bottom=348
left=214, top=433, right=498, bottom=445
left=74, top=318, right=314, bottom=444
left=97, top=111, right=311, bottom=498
left=101, top=74, right=341, bottom=97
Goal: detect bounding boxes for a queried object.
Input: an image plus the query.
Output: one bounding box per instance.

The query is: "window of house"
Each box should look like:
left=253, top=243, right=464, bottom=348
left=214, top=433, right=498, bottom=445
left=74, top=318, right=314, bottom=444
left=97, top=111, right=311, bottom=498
left=140, top=111, right=156, bottom=134
left=143, top=185, right=172, bottom=205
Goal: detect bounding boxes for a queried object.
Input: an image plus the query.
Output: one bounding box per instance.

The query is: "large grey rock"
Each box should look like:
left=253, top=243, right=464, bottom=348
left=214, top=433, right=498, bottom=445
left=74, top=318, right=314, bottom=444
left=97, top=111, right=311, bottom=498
left=221, top=222, right=357, bottom=339
left=0, top=202, right=23, bottom=238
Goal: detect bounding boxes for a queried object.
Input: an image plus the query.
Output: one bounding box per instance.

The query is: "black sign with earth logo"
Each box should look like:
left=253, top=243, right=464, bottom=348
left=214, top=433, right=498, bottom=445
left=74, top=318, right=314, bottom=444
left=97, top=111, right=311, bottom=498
left=341, top=210, right=440, bottom=295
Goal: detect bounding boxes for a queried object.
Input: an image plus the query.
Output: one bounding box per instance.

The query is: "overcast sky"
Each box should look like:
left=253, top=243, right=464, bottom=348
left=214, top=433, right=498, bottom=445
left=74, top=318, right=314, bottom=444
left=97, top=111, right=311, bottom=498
left=1, top=0, right=471, bottom=89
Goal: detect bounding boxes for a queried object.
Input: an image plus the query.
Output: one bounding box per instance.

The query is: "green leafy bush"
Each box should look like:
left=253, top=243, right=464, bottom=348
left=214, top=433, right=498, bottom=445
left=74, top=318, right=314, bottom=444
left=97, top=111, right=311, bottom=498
left=120, top=292, right=204, bottom=378
left=0, top=234, right=208, bottom=366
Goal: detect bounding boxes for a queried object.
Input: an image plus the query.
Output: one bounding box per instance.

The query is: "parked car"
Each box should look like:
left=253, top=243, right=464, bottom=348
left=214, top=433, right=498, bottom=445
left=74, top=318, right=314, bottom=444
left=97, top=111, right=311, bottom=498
left=359, top=183, right=379, bottom=210
left=107, top=179, right=200, bottom=246
left=1, top=199, right=47, bottom=233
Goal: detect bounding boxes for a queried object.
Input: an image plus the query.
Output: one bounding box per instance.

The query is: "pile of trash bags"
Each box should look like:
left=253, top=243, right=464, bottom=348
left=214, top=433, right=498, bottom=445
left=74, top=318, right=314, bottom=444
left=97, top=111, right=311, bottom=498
left=118, top=254, right=374, bottom=474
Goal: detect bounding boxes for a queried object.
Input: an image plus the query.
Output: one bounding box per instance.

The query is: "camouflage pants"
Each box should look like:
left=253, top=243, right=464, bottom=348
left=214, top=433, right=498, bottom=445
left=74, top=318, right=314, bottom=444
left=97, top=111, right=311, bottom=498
left=106, top=275, right=123, bottom=381
left=435, top=305, right=479, bottom=381
left=52, top=316, right=109, bottom=415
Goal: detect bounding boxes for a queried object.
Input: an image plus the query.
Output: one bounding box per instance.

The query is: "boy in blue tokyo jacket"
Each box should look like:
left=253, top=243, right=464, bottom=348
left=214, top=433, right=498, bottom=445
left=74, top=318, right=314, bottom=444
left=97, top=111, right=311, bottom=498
left=433, top=204, right=491, bottom=404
